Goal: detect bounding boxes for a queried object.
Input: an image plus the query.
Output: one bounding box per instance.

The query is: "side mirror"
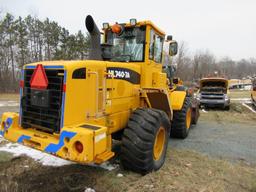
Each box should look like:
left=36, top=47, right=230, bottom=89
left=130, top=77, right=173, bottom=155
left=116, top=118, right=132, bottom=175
left=169, top=41, right=178, bottom=56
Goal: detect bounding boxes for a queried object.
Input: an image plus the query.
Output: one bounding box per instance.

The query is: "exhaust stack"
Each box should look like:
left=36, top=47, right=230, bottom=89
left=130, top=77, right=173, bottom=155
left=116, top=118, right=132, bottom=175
left=85, top=15, right=102, bottom=60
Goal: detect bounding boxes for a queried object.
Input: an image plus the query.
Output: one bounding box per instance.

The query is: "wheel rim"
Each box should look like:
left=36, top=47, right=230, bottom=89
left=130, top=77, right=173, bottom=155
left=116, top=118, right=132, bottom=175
left=186, top=108, right=192, bottom=129
left=153, top=126, right=166, bottom=161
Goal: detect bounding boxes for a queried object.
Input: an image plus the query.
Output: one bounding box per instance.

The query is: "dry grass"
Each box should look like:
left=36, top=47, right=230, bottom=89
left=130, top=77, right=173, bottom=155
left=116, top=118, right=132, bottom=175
left=95, top=150, right=256, bottom=192
left=0, top=93, right=19, bottom=101
left=252, top=181, right=256, bottom=192
left=0, top=151, right=13, bottom=163
left=229, top=90, right=251, bottom=99
left=1, top=149, right=255, bottom=192
left=200, top=103, right=256, bottom=124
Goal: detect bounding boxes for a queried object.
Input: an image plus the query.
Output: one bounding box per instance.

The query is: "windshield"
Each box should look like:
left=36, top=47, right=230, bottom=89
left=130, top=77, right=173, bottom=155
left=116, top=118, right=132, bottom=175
left=105, top=26, right=146, bottom=62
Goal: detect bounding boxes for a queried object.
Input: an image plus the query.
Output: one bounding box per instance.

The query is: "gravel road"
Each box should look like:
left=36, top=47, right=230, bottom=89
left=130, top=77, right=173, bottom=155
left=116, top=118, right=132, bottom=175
left=169, top=109, right=256, bottom=165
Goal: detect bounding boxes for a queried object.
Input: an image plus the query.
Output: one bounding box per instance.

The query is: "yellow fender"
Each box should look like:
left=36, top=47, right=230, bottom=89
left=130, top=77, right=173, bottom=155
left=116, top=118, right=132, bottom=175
left=169, top=91, right=187, bottom=111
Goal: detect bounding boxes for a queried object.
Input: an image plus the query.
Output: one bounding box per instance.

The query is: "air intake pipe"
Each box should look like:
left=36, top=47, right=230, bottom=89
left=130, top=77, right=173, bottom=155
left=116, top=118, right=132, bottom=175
left=85, top=15, right=102, bottom=60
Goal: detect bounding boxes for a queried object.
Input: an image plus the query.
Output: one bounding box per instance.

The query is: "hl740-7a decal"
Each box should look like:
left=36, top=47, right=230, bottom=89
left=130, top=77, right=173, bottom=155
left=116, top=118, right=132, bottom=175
left=107, top=67, right=140, bottom=84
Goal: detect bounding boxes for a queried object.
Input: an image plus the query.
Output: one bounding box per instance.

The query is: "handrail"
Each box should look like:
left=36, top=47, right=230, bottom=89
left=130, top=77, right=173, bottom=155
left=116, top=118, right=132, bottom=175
left=88, top=71, right=99, bottom=117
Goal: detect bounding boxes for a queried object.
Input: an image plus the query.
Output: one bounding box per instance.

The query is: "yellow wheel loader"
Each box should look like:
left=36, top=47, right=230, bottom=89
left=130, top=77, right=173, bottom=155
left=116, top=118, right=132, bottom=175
left=0, top=15, right=199, bottom=174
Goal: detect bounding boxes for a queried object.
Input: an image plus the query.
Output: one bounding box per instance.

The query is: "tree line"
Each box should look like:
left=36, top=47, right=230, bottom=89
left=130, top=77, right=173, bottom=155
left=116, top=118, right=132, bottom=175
left=0, top=13, right=90, bottom=92
left=0, top=13, right=255, bottom=93
left=174, top=42, right=256, bottom=83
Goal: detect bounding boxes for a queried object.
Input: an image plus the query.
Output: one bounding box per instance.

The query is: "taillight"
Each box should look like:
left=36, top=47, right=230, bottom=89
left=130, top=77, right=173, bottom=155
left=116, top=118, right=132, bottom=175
left=19, top=80, right=24, bottom=88
left=63, top=84, right=66, bottom=92
left=75, top=141, right=83, bottom=153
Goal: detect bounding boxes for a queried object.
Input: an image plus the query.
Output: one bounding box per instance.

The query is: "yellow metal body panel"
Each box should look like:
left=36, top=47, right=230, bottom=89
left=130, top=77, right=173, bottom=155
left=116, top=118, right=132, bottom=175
left=110, top=20, right=165, bottom=37
left=169, top=91, right=186, bottom=110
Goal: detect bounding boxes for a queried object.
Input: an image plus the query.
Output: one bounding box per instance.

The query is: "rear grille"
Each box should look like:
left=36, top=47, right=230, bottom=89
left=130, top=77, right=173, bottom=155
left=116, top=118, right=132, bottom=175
left=21, top=69, right=64, bottom=133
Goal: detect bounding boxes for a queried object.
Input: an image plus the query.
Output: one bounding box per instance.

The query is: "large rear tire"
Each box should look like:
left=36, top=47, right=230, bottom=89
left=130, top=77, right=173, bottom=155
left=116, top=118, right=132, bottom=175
left=170, top=97, right=192, bottom=139
left=120, top=108, right=171, bottom=175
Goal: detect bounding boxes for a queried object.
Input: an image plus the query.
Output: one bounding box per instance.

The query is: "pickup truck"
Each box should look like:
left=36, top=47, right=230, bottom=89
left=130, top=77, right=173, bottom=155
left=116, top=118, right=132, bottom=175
left=197, top=78, right=230, bottom=110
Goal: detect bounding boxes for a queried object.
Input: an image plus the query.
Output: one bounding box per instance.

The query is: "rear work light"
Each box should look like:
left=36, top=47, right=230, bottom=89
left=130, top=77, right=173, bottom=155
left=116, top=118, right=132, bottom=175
left=74, top=141, right=83, bottom=153
left=130, top=18, right=137, bottom=26
left=103, top=22, right=109, bottom=30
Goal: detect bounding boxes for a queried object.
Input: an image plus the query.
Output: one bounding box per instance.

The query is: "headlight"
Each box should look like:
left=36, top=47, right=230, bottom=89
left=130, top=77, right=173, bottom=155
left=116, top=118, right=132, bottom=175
left=224, top=94, right=229, bottom=100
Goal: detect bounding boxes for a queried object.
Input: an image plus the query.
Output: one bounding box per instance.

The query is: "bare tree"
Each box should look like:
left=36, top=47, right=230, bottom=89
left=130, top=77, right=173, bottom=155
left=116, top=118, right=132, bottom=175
left=173, top=41, right=193, bottom=81
left=192, top=50, right=216, bottom=79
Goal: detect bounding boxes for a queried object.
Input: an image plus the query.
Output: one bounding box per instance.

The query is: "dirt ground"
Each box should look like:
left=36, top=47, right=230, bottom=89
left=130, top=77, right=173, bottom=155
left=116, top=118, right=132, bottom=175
left=0, top=92, right=256, bottom=192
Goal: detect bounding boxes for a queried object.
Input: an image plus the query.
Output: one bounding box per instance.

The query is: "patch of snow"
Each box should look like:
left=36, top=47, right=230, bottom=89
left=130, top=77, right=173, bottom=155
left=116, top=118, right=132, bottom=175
left=89, top=161, right=118, bottom=171
left=0, top=142, right=72, bottom=166
left=117, top=173, right=123, bottom=177
left=0, top=101, right=19, bottom=107
left=231, top=98, right=251, bottom=101
left=242, top=103, right=256, bottom=113
left=84, top=188, right=95, bottom=192
left=244, top=101, right=252, bottom=104
left=144, top=184, right=154, bottom=188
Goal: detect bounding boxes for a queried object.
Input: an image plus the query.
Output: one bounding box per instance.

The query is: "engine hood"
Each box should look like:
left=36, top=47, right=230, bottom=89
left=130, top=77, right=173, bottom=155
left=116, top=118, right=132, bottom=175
left=199, top=78, right=229, bottom=89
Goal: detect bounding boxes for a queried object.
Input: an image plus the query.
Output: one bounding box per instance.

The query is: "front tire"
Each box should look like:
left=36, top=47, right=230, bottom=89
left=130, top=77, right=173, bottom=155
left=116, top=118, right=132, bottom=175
left=224, top=105, right=230, bottom=110
left=170, top=97, right=192, bottom=139
left=120, top=108, right=171, bottom=175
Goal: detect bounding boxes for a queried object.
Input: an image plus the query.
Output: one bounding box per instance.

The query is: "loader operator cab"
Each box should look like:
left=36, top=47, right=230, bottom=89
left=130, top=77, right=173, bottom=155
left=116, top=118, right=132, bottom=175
left=103, top=24, right=146, bottom=62
left=101, top=19, right=178, bottom=64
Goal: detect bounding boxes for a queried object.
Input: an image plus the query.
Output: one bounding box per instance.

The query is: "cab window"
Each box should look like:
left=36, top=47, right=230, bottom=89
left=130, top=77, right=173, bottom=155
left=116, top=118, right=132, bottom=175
left=72, top=68, right=86, bottom=79
left=149, top=29, right=164, bottom=63
left=105, top=26, right=146, bottom=62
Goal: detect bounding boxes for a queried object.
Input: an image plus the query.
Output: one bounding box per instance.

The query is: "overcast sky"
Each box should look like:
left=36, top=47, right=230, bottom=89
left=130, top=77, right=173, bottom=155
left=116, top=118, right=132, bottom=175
left=0, top=0, right=255, bottom=60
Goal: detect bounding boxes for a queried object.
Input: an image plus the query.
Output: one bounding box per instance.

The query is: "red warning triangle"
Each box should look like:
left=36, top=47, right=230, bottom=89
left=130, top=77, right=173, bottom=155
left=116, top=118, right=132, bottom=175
left=30, top=64, right=48, bottom=89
